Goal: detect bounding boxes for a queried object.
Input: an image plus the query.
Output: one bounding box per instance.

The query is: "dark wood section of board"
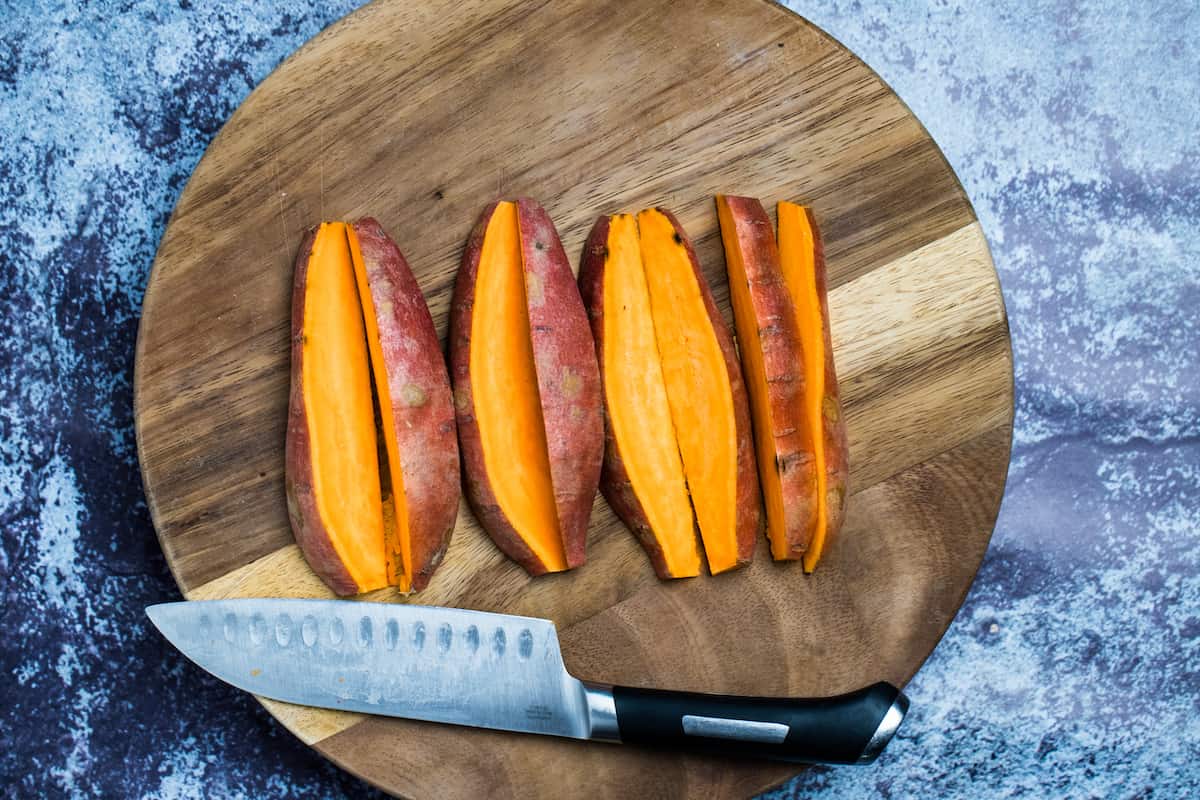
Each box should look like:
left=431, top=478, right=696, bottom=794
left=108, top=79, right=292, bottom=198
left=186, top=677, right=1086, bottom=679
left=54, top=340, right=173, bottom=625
left=134, top=0, right=1012, bottom=797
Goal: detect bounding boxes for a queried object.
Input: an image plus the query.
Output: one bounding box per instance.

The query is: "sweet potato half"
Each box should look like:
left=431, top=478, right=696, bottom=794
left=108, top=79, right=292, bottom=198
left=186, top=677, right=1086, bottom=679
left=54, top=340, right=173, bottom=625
left=450, top=199, right=603, bottom=576
left=580, top=209, right=760, bottom=578
left=716, top=195, right=848, bottom=572
left=286, top=220, right=459, bottom=595
left=776, top=202, right=849, bottom=572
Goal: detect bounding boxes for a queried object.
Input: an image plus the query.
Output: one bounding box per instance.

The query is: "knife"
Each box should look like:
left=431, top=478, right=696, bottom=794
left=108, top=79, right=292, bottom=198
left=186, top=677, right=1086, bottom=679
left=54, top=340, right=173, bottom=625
left=147, top=598, right=907, bottom=764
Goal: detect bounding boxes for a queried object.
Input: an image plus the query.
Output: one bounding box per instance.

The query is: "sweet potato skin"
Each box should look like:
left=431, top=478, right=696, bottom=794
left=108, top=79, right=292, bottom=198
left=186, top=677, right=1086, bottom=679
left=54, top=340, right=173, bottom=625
left=450, top=203, right=552, bottom=576
left=578, top=215, right=676, bottom=579
left=285, top=226, right=359, bottom=596
left=654, top=208, right=762, bottom=569
left=515, top=198, right=603, bottom=569
left=719, top=195, right=816, bottom=559
left=803, top=207, right=849, bottom=557
left=351, top=218, right=460, bottom=592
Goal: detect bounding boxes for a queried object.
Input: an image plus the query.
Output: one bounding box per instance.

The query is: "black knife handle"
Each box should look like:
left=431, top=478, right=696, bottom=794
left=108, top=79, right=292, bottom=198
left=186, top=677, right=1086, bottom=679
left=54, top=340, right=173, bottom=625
left=605, top=681, right=907, bottom=764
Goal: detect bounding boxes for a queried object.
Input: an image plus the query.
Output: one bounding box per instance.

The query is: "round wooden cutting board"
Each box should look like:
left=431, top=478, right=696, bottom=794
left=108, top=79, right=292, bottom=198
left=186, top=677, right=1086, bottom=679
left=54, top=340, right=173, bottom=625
left=134, top=0, right=1013, bottom=796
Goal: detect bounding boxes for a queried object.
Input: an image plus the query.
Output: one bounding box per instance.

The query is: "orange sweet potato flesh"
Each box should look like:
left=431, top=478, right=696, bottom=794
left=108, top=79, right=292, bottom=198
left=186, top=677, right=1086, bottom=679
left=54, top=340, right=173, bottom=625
left=285, top=222, right=388, bottom=595
left=716, top=195, right=817, bottom=560
left=579, top=214, right=700, bottom=578
left=450, top=200, right=602, bottom=575
left=777, top=203, right=849, bottom=573
left=516, top=198, right=604, bottom=568
left=636, top=208, right=760, bottom=574
left=348, top=219, right=460, bottom=592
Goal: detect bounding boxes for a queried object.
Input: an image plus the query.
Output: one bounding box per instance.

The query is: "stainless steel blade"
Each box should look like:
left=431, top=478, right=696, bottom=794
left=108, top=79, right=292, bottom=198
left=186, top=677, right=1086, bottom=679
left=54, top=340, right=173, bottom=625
left=146, top=599, right=600, bottom=739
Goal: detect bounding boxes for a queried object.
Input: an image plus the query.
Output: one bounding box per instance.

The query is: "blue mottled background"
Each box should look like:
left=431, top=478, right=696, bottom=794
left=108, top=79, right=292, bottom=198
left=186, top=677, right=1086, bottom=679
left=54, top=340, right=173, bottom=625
left=1, top=0, right=1196, bottom=797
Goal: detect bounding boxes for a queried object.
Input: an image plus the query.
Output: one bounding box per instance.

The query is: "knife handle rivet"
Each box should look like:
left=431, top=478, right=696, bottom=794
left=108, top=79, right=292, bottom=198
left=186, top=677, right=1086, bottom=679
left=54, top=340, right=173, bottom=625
left=275, top=614, right=293, bottom=647
left=358, top=617, right=373, bottom=648
left=465, top=625, right=480, bottom=653
left=301, top=616, right=318, bottom=648
left=329, top=617, right=345, bottom=646
left=413, top=622, right=426, bottom=651
left=437, top=624, right=453, bottom=654
left=223, top=613, right=238, bottom=644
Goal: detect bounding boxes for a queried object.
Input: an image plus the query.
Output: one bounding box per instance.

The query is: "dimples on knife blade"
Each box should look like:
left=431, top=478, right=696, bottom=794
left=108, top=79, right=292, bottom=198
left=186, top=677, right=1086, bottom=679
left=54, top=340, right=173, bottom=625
left=146, top=599, right=591, bottom=738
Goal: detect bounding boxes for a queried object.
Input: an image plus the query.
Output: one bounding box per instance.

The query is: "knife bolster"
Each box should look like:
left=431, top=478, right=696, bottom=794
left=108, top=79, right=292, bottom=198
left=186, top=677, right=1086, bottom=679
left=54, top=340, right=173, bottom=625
left=581, top=682, right=621, bottom=742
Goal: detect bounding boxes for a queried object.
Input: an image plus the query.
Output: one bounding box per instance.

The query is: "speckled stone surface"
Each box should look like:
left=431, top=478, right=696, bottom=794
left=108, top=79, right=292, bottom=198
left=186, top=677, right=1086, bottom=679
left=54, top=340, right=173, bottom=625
left=1, top=1, right=1196, bottom=797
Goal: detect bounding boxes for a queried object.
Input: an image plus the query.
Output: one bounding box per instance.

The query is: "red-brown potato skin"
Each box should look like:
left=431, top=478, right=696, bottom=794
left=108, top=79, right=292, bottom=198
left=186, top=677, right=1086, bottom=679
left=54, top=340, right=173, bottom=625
left=578, top=215, right=675, bottom=579
left=654, top=208, right=762, bottom=569
left=285, top=226, right=359, bottom=596
left=719, top=195, right=817, bottom=558
left=802, top=207, right=849, bottom=550
left=450, top=203, right=548, bottom=575
left=515, top=198, right=603, bottom=569
left=351, top=218, right=460, bottom=592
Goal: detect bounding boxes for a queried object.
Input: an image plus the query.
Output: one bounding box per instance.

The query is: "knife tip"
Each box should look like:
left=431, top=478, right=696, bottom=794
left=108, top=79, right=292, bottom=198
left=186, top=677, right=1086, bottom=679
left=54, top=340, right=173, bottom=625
left=144, top=602, right=172, bottom=634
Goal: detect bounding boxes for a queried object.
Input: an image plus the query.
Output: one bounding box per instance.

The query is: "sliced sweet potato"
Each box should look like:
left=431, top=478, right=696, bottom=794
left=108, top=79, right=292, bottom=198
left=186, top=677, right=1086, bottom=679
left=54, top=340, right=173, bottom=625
left=579, top=214, right=701, bottom=578
left=777, top=202, right=849, bottom=573
left=285, top=222, right=388, bottom=595
left=450, top=200, right=602, bottom=575
left=636, top=208, right=760, bottom=574
left=348, top=218, right=460, bottom=592
left=716, top=195, right=817, bottom=561
left=515, top=198, right=604, bottom=567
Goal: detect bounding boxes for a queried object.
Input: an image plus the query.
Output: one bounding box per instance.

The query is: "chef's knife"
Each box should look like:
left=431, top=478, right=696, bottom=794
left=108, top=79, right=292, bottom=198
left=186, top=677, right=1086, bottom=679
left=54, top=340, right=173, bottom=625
left=147, top=598, right=907, bottom=764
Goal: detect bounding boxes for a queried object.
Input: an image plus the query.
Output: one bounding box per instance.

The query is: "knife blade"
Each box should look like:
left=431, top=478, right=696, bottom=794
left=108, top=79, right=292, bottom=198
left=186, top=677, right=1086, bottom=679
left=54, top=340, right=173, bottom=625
left=147, top=598, right=907, bottom=764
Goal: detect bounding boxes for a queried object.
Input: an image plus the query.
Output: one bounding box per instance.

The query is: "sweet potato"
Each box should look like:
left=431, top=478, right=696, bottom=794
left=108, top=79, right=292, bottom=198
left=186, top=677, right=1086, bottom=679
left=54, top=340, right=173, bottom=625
left=579, top=214, right=701, bottom=578
left=286, top=220, right=459, bottom=596
left=285, top=222, right=388, bottom=595
left=636, top=208, right=761, bottom=573
left=716, top=195, right=817, bottom=561
left=776, top=202, right=849, bottom=573
left=450, top=200, right=602, bottom=575
left=581, top=209, right=760, bottom=578
left=515, top=199, right=604, bottom=566
left=348, top=218, right=460, bottom=592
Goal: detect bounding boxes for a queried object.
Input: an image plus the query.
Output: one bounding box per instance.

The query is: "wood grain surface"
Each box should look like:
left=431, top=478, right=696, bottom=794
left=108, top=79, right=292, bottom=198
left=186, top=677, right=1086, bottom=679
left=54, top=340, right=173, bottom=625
left=133, top=0, right=1013, bottom=796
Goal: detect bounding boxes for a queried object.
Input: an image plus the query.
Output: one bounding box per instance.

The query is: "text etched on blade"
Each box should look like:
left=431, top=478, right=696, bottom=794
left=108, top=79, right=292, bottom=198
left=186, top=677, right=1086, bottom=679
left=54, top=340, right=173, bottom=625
left=525, top=704, right=554, bottom=721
